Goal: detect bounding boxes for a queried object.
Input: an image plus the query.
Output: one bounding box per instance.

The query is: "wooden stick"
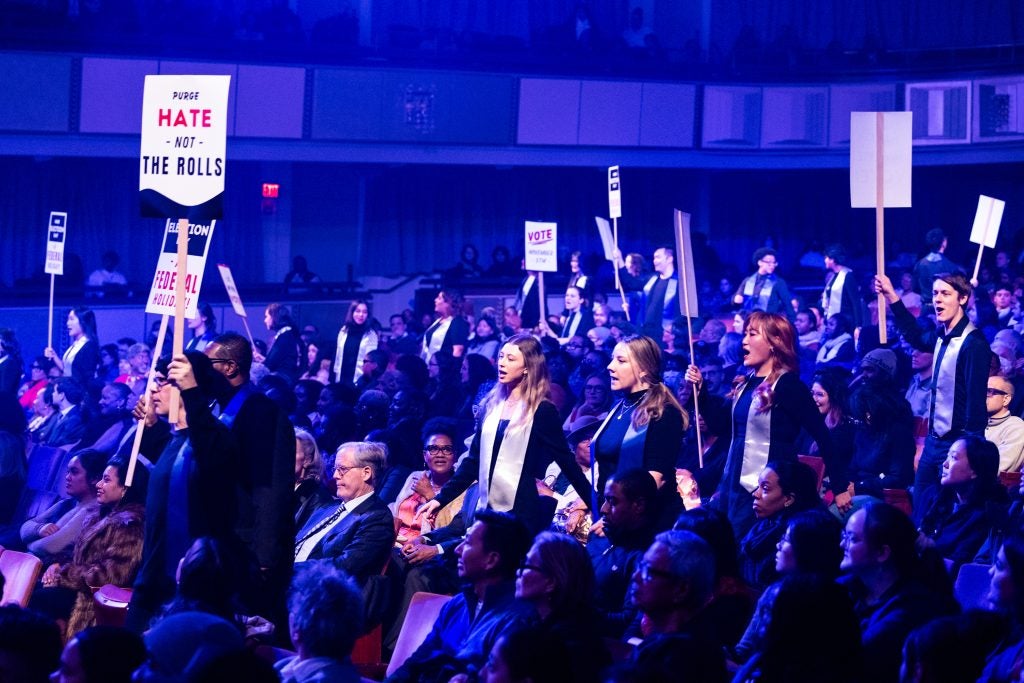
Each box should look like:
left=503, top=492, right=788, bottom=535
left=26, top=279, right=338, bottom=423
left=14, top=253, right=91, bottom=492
left=169, top=218, right=189, bottom=423
left=971, top=200, right=996, bottom=287
left=875, top=113, right=887, bottom=345
left=240, top=316, right=256, bottom=350
left=612, top=217, right=630, bottom=321
left=126, top=314, right=168, bottom=487
left=537, top=272, right=547, bottom=331
left=674, top=210, right=704, bottom=466
left=47, top=273, right=55, bottom=350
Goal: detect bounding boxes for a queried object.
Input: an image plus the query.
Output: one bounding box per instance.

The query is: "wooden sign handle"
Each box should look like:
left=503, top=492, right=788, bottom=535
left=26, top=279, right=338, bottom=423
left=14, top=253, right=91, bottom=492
left=126, top=314, right=168, bottom=487
left=47, top=274, right=55, bottom=350
left=169, top=218, right=189, bottom=423
left=674, top=210, right=703, bottom=465
left=875, top=113, right=887, bottom=345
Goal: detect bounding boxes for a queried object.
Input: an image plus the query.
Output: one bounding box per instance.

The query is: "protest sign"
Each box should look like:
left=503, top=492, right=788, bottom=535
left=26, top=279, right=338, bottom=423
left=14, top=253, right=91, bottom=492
left=145, top=218, right=216, bottom=319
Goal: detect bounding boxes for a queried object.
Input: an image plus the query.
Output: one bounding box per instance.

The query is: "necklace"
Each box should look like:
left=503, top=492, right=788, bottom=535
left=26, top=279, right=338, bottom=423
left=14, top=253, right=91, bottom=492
left=616, top=393, right=644, bottom=419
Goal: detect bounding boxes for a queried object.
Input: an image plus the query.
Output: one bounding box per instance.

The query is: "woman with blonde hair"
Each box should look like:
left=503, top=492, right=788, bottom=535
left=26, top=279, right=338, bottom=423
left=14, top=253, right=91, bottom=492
left=593, top=335, right=688, bottom=524
left=687, top=312, right=834, bottom=540
left=421, top=334, right=593, bottom=532
left=294, top=427, right=331, bottom=529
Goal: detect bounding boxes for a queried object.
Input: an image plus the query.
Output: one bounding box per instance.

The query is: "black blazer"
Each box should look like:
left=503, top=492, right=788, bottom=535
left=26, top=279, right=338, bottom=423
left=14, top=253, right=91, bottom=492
left=264, top=327, right=303, bottom=382
left=560, top=308, right=594, bottom=339
left=43, top=405, right=86, bottom=447
left=433, top=400, right=592, bottom=534
left=299, top=493, right=396, bottom=584
left=68, top=339, right=100, bottom=387
left=0, top=356, right=21, bottom=396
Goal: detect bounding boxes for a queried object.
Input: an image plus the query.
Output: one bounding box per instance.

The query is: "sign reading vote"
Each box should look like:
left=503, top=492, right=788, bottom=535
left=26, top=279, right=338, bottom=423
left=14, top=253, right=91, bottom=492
left=139, top=75, right=231, bottom=222
left=145, top=218, right=217, bottom=317
left=44, top=211, right=67, bottom=276
left=525, top=221, right=558, bottom=272
left=217, top=263, right=247, bottom=317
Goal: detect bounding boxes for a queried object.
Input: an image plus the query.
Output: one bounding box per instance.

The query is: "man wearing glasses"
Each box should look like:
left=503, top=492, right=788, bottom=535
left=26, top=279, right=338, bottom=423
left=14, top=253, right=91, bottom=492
left=985, top=376, right=1024, bottom=473
left=733, top=247, right=794, bottom=320
left=293, top=441, right=395, bottom=587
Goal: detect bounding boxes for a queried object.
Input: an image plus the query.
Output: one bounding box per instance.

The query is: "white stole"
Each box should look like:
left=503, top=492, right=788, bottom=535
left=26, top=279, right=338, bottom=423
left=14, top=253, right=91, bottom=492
left=823, top=268, right=849, bottom=318
left=477, top=400, right=535, bottom=511
left=736, top=374, right=784, bottom=493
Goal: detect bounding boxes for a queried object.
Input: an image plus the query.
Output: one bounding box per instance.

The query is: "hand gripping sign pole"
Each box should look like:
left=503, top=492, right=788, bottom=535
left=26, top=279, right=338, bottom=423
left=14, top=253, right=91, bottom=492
left=969, top=195, right=1006, bottom=288
left=850, top=112, right=912, bottom=345
left=674, top=210, right=703, bottom=465
left=44, top=212, right=67, bottom=350
left=608, top=166, right=630, bottom=319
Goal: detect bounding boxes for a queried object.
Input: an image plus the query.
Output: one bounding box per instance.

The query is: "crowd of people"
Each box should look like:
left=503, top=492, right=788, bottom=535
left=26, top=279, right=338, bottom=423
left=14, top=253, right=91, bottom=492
left=1, top=227, right=1024, bottom=682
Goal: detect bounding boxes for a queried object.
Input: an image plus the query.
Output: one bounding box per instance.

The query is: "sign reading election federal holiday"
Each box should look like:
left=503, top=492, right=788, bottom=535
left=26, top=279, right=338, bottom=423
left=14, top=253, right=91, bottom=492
left=145, top=218, right=217, bottom=318
left=139, top=75, right=230, bottom=222
left=44, top=212, right=67, bottom=276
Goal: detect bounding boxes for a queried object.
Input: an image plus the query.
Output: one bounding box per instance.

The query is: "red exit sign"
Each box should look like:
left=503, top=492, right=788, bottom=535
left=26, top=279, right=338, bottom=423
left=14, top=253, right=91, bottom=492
left=262, top=183, right=280, bottom=198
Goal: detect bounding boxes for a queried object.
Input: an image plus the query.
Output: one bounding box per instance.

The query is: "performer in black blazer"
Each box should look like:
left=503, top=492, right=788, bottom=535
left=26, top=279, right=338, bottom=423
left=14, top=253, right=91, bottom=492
left=294, top=441, right=396, bottom=586
left=422, top=334, right=594, bottom=534
left=687, top=312, right=835, bottom=540
left=258, top=303, right=303, bottom=382
left=543, top=285, right=594, bottom=344
left=514, top=266, right=542, bottom=330
left=45, top=306, right=100, bottom=388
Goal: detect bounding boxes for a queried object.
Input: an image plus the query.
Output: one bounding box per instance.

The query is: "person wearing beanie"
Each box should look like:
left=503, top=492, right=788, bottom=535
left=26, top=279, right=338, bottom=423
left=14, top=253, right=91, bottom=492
left=856, top=348, right=898, bottom=386
left=733, top=247, right=794, bottom=321
left=874, top=270, right=991, bottom=525
left=920, top=435, right=1009, bottom=571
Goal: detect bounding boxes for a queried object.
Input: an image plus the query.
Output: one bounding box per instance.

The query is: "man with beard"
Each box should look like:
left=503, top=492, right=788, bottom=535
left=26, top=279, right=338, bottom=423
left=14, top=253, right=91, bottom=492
left=588, top=468, right=659, bottom=638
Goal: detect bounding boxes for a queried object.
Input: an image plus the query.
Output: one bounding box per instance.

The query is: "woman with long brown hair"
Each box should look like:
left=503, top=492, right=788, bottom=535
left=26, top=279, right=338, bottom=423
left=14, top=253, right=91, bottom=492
left=421, top=333, right=593, bottom=532
left=592, top=335, right=688, bottom=524
left=687, top=312, right=833, bottom=540
left=334, top=298, right=380, bottom=385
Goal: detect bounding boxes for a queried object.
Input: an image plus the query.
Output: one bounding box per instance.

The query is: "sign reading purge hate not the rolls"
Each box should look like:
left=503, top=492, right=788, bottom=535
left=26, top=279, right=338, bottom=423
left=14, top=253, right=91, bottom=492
left=139, top=75, right=230, bottom=222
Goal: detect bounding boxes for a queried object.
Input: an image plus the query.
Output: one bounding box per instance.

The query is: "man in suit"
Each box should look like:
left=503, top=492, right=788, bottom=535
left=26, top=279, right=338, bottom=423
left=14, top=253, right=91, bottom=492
left=42, top=377, right=87, bottom=448
left=294, top=441, right=395, bottom=585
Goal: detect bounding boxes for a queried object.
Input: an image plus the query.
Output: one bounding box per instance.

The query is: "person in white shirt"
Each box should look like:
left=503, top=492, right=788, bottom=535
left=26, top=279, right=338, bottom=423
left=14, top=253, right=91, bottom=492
left=984, top=376, right=1024, bottom=473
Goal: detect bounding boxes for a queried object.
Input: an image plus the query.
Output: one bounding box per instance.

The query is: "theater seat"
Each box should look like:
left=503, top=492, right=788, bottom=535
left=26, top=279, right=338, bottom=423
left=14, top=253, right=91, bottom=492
left=0, top=546, right=43, bottom=607
left=882, top=489, right=912, bottom=517
left=385, top=592, right=453, bottom=677
left=999, top=471, right=1021, bottom=491
left=93, top=584, right=133, bottom=627
left=797, top=455, right=825, bottom=491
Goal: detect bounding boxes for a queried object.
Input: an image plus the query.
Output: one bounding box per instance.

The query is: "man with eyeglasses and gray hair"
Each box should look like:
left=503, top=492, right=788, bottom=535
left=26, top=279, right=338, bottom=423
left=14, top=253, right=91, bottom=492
left=985, top=375, right=1024, bottom=474
left=293, top=441, right=396, bottom=588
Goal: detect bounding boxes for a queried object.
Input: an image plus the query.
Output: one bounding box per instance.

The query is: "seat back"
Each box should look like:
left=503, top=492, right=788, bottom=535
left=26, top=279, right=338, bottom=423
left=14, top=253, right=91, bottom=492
left=0, top=547, right=43, bottom=607
left=882, top=488, right=913, bottom=518
left=93, top=584, right=133, bottom=627
left=953, top=563, right=993, bottom=610
left=797, top=455, right=825, bottom=491
left=999, top=471, right=1022, bottom=492
left=385, top=592, right=453, bottom=677
left=26, top=445, right=63, bottom=491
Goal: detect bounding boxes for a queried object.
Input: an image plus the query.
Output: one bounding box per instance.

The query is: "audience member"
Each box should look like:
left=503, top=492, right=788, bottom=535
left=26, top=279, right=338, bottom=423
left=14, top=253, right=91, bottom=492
left=185, top=302, right=218, bottom=353
left=45, top=306, right=100, bottom=387
left=334, top=299, right=380, bottom=386
left=51, top=625, right=147, bottom=683
left=260, top=303, right=304, bottom=382
left=986, top=375, right=1024, bottom=473
left=40, top=377, right=87, bottom=447
left=0, top=604, right=63, bottom=683
left=423, top=290, right=469, bottom=363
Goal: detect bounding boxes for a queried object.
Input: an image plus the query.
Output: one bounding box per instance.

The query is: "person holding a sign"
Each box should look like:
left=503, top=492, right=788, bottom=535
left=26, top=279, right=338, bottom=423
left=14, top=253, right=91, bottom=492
left=45, top=306, right=100, bottom=387
left=419, top=334, right=593, bottom=534
left=638, top=247, right=679, bottom=338
left=734, top=249, right=794, bottom=320
left=686, top=312, right=835, bottom=540
left=873, top=272, right=990, bottom=524
left=334, top=299, right=380, bottom=386
left=592, top=335, right=688, bottom=527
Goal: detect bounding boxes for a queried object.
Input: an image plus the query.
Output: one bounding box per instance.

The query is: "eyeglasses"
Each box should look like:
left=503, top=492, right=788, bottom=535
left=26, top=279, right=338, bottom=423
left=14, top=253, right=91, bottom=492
left=635, top=560, right=676, bottom=582
left=425, top=444, right=455, bottom=455
left=517, top=561, right=546, bottom=575
left=153, top=377, right=171, bottom=388
left=987, top=388, right=1009, bottom=397
left=209, top=358, right=234, bottom=365
left=334, top=463, right=364, bottom=475
left=840, top=531, right=864, bottom=546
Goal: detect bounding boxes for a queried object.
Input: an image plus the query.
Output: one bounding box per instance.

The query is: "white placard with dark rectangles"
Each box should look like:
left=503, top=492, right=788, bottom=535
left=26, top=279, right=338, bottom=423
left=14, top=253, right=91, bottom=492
left=44, top=211, right=67, bottom=276
left=217, top=263, right=247, bottom=317
left=139, top=75, right=231, bottom=222
left=524, top=221, right=558, bottom=272
left=145, top=218, right=217, bottom=318
left=608, top=166, right=622, bottom=219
